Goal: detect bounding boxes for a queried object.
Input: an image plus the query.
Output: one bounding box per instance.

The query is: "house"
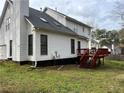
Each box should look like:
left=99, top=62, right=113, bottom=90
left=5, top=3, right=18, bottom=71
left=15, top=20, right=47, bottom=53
left=102, top=46, right=111, bottom=52
left=0, top=0, right=93, bottom=65
left=115, top=44, right=124, bottom=55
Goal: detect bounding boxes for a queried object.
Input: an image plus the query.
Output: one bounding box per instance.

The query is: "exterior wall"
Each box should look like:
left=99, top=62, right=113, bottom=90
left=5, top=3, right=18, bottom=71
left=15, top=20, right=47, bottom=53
left=0, top=45, right=6, bottom=59
left=34, top=30, right=77, bottom=61
left=80, top=39, right=88, bottom=48
left=0, top=4, right=13, bottom=59
left=45, top=9, right=91, bottom=39
left=0, top=21, right=5, bottom=45
left=0, top=1, right=91, bottom=61
left=91, top=40, right=99, bottom=49
left=115, top=47, right=121, bottom=55
left=66, top=20, right=91, bottom=49
left=45, top=8, right=66, bottom=26
left=45, top=8, right=91, bottom=49
left=0, top=0, right=29, bottom=61
left=13, top=0, right=29, bottom=61
left=66, top=20, right=91, bottom=38
left=28, top=30, right=88, bottom=61
left=27, top=22, right=35, bottom=61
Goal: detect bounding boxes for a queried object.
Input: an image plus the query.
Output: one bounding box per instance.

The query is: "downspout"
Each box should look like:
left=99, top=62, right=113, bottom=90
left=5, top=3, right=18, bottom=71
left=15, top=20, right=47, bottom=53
left=33, top=28, right=37, bottom=68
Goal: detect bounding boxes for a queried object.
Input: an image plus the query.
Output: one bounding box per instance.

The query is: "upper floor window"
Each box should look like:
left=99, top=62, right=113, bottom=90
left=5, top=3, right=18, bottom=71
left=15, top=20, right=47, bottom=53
left=72, top=24, right=78, bottom=32
left=74, top=28, right=76, bottom=32
left=88, top=28, right=91, bottom=35
left=6, top=17, right=11, bottom=31
left=82, top=27, right=85, bottom=32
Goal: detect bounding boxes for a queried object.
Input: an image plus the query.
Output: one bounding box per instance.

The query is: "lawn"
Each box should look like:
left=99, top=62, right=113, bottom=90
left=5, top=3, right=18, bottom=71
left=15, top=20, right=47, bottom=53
left=0, top=60, right=124, bottom=93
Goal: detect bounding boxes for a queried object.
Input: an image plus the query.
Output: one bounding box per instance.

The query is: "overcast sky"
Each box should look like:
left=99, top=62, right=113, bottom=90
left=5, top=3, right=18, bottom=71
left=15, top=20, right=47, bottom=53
left=0, top=0, right=123, bottom=30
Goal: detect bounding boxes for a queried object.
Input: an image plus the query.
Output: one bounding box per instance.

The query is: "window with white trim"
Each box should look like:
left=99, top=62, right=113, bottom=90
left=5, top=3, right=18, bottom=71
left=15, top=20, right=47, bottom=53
left=40, top=34, right=48, bottom=55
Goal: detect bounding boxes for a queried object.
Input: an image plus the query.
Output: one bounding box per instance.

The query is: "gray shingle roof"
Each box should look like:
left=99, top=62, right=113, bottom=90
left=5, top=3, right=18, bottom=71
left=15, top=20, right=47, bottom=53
left=25, top=8, right=77, bottom=36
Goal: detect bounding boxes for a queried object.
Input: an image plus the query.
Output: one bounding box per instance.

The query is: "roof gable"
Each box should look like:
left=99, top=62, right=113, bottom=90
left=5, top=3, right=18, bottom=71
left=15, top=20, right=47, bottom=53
left=0, top=0, right=13, bottom=28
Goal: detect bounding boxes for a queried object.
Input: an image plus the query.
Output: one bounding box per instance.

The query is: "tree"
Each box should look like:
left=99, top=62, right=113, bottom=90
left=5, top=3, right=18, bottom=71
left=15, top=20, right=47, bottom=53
left=94, top=29, right=106, bottom=40
left=106, top=30, right=120, bottom=45
left=112, top=1, right=124, bottom=26
left=119, top=28, right=124, bottom=44
left=93, top=29, right=120, bottom=47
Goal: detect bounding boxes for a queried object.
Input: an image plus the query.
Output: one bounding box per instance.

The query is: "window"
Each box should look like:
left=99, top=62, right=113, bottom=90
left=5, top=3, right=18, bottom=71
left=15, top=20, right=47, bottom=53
left=6, top=17, right=11, bottom=31
left=28, top=35, right=33, bottom=55
left=82, top=27, right=84, bottom=32
left=77, top=41, right=81, bottom=54
left=78, top=41, right=81, bottom=50
left=40, top=18, right=48, bottom=23
left=74, top=25, right=77, bottom=32
left=88, top=29, right=91, bottom=35
left=71, top=39, right=75, bottom=54
left=40, top=34, right=48, bottom=55
left=10, top=40, right=12, bottom=56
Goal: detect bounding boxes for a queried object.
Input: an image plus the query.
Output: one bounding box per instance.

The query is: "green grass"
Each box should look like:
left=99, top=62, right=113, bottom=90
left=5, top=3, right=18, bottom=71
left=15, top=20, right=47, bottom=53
left=0, top=60, right=124, bottom=93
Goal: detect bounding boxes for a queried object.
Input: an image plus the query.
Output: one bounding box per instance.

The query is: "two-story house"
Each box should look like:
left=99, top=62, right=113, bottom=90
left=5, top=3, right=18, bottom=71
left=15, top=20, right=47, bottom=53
left=0, top=0, right=92, bottom=65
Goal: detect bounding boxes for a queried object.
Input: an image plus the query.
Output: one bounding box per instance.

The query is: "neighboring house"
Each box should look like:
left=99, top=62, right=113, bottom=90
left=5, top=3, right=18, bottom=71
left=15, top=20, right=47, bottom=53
left=90, top=39, right=99, bottom=49
left=115, top=44, right=124, bottom=55
left=0, top=0, right=93, bottom=64
left=102, top=45, right=123, bottom=55
left=102, top=46, right=111, bottom=52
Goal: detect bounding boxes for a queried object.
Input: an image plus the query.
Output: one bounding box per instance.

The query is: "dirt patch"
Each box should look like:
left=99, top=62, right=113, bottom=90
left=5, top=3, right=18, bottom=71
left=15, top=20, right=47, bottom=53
left=0, top=90, right=11, bottom=93
left=0, top=87, right=14, bottom=93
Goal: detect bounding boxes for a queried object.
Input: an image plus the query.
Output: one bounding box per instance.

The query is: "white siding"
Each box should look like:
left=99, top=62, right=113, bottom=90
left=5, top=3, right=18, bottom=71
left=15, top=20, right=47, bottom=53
left=66, top=20, right=91, bottom=38
left=13, top=0, right=29, bottom=61
left=27, top=22, right=35, bottom=61
left=0, top=46, right=7, bottom=59
left=0, top=1, right=91, bottom=61
left=45, top=8, right=91, bottom=39
left=0, top=0, right=29, bottom=61
left=45, top=8, right=66, bottom=26
left=0, top=4, right=13, bottom=59
left=28, top=30, right=88, bottom=61
left=32, top=30, right=77, bottom=61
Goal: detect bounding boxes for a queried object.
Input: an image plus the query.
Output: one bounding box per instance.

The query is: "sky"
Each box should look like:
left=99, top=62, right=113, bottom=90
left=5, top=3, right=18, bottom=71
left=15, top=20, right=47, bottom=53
left=0, top=0, right=123, bottom=30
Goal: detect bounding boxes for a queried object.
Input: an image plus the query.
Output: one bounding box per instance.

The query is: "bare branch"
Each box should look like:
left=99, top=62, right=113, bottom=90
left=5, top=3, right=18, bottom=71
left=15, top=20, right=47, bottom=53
left=113, top=1, right=124, bottom=21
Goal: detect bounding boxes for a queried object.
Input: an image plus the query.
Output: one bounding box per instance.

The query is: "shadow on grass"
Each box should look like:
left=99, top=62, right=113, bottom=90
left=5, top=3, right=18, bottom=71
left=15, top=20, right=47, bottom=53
left=39, top=60, right=124, bottom=72
left=96, top=60, right=124, bottom=72
left=0, top=87, right=14, bottom=93
left=1, top=60, right=124, bottom=72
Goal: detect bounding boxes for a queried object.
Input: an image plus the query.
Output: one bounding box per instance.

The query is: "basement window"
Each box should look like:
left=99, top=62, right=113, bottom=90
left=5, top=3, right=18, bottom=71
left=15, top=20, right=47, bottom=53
left=40, top=18, right=48, bottom=23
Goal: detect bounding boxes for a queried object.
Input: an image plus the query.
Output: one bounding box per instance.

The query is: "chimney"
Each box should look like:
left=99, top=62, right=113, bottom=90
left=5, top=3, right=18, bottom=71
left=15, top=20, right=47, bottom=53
left=55, top=7, right=57, bottom=11
left=40, top=8, right=42, bottom=12
left=13, top=0, right=29, bottom=17
left=12, top=0, right=29, bottom=61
